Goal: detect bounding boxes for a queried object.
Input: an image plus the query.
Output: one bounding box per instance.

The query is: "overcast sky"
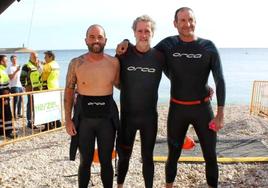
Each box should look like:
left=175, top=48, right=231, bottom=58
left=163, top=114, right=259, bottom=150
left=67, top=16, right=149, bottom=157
left=1, top=0, right=268, bottom=50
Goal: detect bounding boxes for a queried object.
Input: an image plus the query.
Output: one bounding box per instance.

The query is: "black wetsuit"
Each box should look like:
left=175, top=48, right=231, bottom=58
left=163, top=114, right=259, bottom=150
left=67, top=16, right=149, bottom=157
left=70, top=94, right=119, bottom=188
left=117, top=46, right=165, bottom=188
left=155, top=36, right=226, bottom=188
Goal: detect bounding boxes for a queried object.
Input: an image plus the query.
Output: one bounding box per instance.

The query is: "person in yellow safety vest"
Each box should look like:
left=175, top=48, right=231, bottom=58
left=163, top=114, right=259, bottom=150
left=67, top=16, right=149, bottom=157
left=20, top=52, right=42, bottom=128
left=0, top=55, right=15, bottom=138
left=41, top=50, right=61, bottom=131
left=41, top=50, right=60, bottom=90
left=20, top=52, right=42, bottom=92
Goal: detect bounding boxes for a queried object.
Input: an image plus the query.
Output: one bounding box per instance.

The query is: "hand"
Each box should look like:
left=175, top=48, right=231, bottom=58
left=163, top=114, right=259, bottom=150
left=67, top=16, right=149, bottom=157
left=65, top=120, right=77, bottom=136
left=209, top=114, right=224, bottom=132
left=209, top=121, right=219, bottom=132
left=116, top=40, right=129, bottom=55
left=208, top=86, right=214, bottom=100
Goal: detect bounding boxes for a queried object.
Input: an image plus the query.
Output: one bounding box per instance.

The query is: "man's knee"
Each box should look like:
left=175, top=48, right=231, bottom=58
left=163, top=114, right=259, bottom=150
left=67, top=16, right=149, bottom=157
left=118, top=144, right=132, bottom=159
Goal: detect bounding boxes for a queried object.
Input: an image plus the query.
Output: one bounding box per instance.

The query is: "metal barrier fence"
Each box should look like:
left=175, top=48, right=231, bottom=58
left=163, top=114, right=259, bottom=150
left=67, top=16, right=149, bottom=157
left=0, top=89, right=65, bottom=147
left=250, top=80, right=268, bottom=118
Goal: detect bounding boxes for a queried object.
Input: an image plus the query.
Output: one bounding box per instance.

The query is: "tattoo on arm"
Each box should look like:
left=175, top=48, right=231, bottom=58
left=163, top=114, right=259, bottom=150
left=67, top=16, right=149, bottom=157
left=65, top=59, right=78, bottom=89
left=64, top=58, right=79, bottom=121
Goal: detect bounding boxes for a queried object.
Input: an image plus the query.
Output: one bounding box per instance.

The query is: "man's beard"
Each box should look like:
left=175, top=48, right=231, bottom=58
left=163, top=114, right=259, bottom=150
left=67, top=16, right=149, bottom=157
left=87, top=43, right=105, bottom=53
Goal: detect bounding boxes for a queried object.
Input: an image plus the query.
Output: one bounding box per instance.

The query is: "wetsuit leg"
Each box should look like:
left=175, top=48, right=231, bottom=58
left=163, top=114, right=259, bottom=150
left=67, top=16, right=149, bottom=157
left=191, top=104, right=218, bottom=187
left=165, top=103, right=190, bottom=183
left=117, top=115, right=137, bottom=184
left=78, top=118, right=96, bottom=188
left=96, top=118, right=116, bottom=188
left=139, top=115, right=158, bottom=188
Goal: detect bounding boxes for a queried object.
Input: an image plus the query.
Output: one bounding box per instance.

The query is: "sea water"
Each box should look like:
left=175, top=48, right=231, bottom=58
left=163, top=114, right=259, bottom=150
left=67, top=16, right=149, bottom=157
left=4, top=48, right=268, bottom=105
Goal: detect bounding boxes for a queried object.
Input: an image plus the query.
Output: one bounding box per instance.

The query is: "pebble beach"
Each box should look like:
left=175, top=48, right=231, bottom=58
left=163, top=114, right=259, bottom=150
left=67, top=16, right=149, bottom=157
left=0, top=104, right=268, bottom=188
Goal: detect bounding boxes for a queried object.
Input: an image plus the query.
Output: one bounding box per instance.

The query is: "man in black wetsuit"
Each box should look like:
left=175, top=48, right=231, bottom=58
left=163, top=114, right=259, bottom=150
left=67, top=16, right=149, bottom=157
left=154, top=7, right=225, bottom=188
left=116, top=15, right=165, bottom=188
left=116, top=7, right=225, bottom=188
left=64, top=24, right=120, bottom=188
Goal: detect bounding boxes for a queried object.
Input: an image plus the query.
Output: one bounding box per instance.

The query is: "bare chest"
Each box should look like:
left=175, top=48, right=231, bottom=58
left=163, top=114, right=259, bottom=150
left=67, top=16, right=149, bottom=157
left=76, top=62, right=115, bottom=85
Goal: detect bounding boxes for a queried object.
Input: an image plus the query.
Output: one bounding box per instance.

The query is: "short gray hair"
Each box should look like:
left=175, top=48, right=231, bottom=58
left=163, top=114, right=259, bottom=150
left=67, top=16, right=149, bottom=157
left=132, top=15, right=156, bottom=33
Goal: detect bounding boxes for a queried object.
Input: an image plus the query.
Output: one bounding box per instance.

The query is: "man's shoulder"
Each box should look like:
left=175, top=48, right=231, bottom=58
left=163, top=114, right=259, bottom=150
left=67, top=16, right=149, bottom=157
left=104, top=54, right=119, bottom=63
left=160, top=35, right=178, bottom=43
left=155, top=35, right=179, bottom=50
left=197, top=37, right=218, bottom=52
left=71, top=54, right=84, bottom=62
left=6, top=66, right=12, bottom=73
left=104, top=53, right=116, bottom=59
left=21, top=63, right=29, bottom=70
left=69, top=54, right=85, bottom=66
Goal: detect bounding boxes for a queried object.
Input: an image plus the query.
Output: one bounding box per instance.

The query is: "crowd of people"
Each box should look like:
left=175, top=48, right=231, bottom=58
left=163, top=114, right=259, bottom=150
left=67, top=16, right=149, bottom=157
left=0, top=50, right=61, bottom=138
left=64, top=7, right=225, bottom=188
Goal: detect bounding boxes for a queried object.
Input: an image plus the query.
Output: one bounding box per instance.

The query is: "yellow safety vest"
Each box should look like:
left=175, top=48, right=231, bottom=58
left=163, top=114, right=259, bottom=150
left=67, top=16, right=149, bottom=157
left=0, top=65, right=9, bottom=91
left=41, top=60, right=60, bottom=89
left=26, top=62, right=41, bottom=90
left=0, top=65, right=12, bottom=129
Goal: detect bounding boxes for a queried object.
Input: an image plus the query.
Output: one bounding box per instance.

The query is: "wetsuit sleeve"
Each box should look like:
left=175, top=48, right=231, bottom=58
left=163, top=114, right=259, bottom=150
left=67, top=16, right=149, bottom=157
left=155, top=49, right=169, bottom=78
left=154, top=40, right=166, bottom=53
left=154, top=38, right=171, bottom=78
left=160, top=52, right=169, bottom=79
left=210, top=46, right=226, bottom=106
left=162, top=61, right=169, bottom=78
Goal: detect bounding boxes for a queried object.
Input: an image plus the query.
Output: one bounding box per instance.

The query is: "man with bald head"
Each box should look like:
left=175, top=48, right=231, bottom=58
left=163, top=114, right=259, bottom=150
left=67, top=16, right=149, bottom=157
left=20, top=51, right=42, bottom=128
left=64, top=24, right=120, bottom=188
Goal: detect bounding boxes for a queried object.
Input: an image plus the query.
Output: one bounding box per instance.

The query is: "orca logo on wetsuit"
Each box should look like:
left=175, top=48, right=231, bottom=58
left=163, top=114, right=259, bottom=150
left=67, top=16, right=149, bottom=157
left=172, top=53, right=202, bottom=58
left=87, top=102, right=106, bottom=106
left=127, top=66, right=156, bottom=73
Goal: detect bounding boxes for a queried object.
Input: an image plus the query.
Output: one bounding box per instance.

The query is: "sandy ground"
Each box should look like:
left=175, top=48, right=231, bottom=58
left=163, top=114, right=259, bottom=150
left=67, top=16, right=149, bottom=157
left=0, top=104, right=268, bottom=188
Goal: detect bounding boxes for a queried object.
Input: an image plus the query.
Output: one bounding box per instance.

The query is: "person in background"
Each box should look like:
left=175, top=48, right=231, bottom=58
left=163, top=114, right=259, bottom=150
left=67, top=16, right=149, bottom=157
left=7, top=55, right=23, bottom=119
left=0, top=55, right=15, bottom=138
left=116, top=15, right=165, bottom=188
left=20, top=52, right=42, bottom=128
left=64, top=24, right=120, bottom=188
left=41, top=50, right=61, bottom=130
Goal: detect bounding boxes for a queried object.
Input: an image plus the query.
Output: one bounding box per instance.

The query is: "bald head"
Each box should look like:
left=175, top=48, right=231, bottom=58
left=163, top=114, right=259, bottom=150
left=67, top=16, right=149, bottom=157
left=86, top=24, right=106, bottom=38
left=29, top=52, right=38, bottom=64
left=85, top=24, right=107, bottom=54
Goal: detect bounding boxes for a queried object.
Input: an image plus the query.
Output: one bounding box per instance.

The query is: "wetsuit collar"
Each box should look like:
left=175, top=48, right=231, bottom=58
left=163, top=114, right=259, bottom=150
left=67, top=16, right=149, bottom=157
left=134, top=46, right=151, bottom=54
left=178, top=35, right=198, bottom=43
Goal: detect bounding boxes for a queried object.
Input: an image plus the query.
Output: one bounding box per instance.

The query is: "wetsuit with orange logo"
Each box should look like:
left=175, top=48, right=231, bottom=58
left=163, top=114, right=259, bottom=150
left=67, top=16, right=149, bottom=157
left=155, top=36, right=226, bottom=188
left=117, top=46, right=165, bottom=188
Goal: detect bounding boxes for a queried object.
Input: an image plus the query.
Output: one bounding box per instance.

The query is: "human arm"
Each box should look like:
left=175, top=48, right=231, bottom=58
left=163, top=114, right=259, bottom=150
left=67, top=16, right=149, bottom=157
left=209, top=106, right=224, bottom=131
left=113, top=58, right=120, bottom=89
left=20, top=65, right=28, bottom=87
left=64, top=60, right=77, bottom=136
left=7, top=66, right=20, bottom=80
left=116, top=39, right=133, bottom=55
left=37, top=60, right=43, bottom=73
left=209, top=44, right=226, bottom=131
